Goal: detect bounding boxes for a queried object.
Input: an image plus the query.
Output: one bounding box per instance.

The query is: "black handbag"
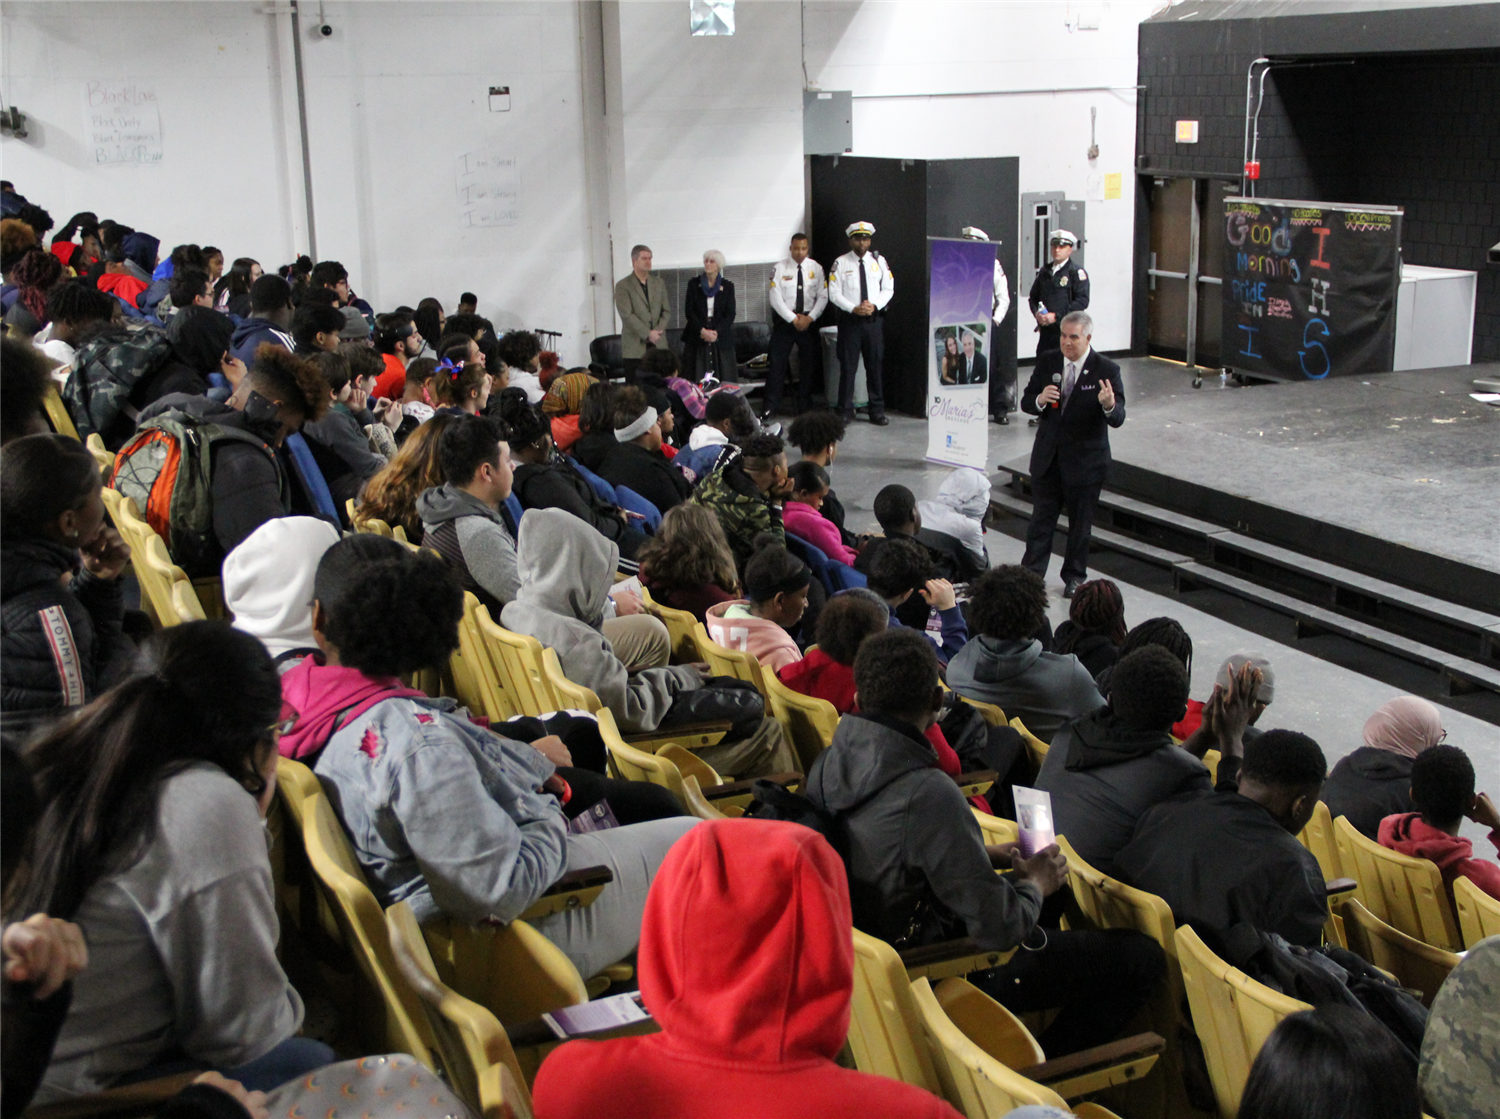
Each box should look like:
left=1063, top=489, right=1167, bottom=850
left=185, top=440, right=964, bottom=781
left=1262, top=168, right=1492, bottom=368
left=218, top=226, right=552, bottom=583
left=661, top=675, right=764, bottom=739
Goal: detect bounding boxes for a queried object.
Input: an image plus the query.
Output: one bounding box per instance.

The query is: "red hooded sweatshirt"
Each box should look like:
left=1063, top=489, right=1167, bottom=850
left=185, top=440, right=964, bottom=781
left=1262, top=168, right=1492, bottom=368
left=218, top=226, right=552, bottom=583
left=533, top=819, right=962, bottom=1119
left=1377, top=812, right=1500, bottom=905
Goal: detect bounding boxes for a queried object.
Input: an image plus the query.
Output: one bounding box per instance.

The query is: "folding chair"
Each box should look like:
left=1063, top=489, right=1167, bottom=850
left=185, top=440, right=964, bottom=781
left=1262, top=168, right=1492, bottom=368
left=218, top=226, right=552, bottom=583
left=1334, top=815, right=1462, bottom=950
left=85, top=432, right=114, bottom=474
left=763, top=670, right=840, bottom=771
left=1339, top=898, right=1460, bottom=1007
left=692, top=622, right=768, bottom=696
left=963, top=696, right=1007, bottom=727
left=1201, top=749, right=1221, bottom=786
left=1010, top=716, right=1049, bottom=775
left=638, top=587, right=701, bottom=663
left=1453, top=873, right=1500, bottom=949
left=134, top=531, right=191, bottom=629
left=1175, top=924, right=1310, bottom=1119
left=41, top=381, right=81, bottom=439
left=599, top=708, right=776, bottom=817
left=170, top=578, right=207, bottom=624
left=1297, top=799, right=1341, bottom=881
left=387, top=900, right=533, bottom=1119
left=458, top=596, right=521, bottom=721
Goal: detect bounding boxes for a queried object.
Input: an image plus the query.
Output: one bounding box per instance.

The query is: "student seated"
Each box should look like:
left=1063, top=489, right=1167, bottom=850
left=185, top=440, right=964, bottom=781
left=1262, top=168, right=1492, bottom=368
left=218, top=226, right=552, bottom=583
left=501, top=395, right=648, bottom=561
left=785, top=409, right=853, bottom=546
left=636, top=503, right=741, bottom=622
left=417, top=414, right=520, bottom=615
left=542, top=371, right=597, bottom=454
left=2, top=434, right=134, bottom=745
left=1094, top=617, right=1192, bottom=722
left=496, top=329, right=546, bottom=404
left=947, top=566, right=1102, bottom=741
left=865, top=537, right=968, bottom=664
left=782, top=461, right=857, bottom=565
left=565, top=378, right=615, bottom=470
left=706, top=539, right=810, bottom=674
left=282, top=535, right=697, bottom=982
left=353, top=413, right=455, bottom=543
left=1378, top=743, right=1500, bottom=904
left=1324, top=696, right=1445, bottom=839
left=21, top=623, right=332, bottom=1100
left=916, top=468, right=991, bottom=583
left=692, top=433, right=792, bottom=574
left=856, top=483, right=964, bottom=584
left=229, top=275, right=295, bottom=365
left=1037, top=646, right=1219, bottom=874
left=598, top=386, right=691, bottom=515
left=1050, top=578, right=1127, bottom=679
left=533, top=819, right=966, bottom=1119
left=301, top=350, right=397, bottom=509
left=503, top=509, right=797, bottom=779
left=135, top=343, right=329, bottom=568
left=675, top=391, right=750, bottom=481
left=804, top=629, right=1162, bottom=1055
left=1239, top=1007, right=1422, bottom=1119
left=225, top=516, right=342, bottom=672
left=1115, top=725, right=1329, bottom=960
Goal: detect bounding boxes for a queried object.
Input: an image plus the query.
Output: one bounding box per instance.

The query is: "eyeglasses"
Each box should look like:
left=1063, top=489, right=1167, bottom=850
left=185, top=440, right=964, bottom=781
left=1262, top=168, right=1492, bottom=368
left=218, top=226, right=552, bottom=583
left=268, top=701, right=299, bottom=738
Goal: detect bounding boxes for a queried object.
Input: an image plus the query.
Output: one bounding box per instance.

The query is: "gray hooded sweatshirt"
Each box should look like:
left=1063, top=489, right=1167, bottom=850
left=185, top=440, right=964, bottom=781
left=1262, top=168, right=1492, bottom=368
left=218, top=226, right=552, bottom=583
left=805, top=713, right=1042, bottom=951
left=502, top=508, right=700, bottom=732
left=946, top=636, right=1103, bottom=743
left=417, top=483, right=521, bottom=613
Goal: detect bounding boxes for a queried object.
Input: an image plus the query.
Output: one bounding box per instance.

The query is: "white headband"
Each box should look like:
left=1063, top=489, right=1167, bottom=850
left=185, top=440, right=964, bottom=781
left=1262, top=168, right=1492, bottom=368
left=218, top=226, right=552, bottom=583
left=615, top=406, right=659, bottom=442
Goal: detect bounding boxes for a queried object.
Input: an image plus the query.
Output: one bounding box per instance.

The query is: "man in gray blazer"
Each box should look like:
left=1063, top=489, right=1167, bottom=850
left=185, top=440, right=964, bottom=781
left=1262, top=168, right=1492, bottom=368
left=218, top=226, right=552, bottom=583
left=613, top=244, right=670, bottom=379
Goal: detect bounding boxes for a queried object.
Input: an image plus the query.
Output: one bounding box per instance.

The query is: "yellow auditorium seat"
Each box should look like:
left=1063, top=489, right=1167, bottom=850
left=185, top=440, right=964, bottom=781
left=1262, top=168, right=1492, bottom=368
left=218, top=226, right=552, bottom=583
left=1339, top=898, right=1460, bottom=1007
left=1334, top=815, right=1462, bottom=950
left=1453, top=873, right=1500, bottom=948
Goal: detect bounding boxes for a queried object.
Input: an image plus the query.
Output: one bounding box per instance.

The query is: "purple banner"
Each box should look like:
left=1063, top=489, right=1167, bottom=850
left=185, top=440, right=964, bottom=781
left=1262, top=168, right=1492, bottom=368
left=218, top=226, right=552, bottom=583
left=930, top=237, right=997, bottom=325
left=927, top=237, right=995, bottom=469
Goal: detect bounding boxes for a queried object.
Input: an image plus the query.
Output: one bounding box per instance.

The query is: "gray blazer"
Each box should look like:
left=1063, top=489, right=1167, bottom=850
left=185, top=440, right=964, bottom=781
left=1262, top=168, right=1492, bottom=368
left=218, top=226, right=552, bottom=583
left=614, top=272, right=670, bottom=359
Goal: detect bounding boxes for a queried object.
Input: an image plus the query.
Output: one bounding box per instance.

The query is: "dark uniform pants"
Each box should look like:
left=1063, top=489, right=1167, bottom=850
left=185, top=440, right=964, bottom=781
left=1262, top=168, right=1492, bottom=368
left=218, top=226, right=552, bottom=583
left=1035, top=322, right=1062, bottom=357
left=1022, top=458, right=1102, bottom=584
left=766, top=317, right=820, bottom=413
left=836, top=312, right=885, bottom=417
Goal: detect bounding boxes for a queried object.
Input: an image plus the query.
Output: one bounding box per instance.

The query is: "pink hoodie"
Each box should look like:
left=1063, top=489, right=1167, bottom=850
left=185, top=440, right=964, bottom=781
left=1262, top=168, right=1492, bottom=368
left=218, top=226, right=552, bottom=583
left=783, top=500, right=857, bottom=565
left=1377, top=812, right=1500, bottom=905
left=706, top=601, right=803, bottom=675
left=278, top=654, right=424, bottom=762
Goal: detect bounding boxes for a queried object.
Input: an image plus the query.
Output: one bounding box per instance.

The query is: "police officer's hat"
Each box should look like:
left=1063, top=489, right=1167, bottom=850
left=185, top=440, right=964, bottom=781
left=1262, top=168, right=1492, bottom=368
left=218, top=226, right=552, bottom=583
left=845, top=221, right=876, bottom=237
left=1049, top=229, right=1078, bottom=247
left=961, top=226, right=990, bottom=241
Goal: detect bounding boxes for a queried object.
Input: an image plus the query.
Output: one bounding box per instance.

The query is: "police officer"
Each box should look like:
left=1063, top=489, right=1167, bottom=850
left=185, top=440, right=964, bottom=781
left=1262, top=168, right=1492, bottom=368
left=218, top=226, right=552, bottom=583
left=762, top=232, right=827, bottom=419
left=1028, top=229, right=1089, bottom=357
left=962, top=225, right=1014, bottom=424
left=827, top=221, right=892, bottom=426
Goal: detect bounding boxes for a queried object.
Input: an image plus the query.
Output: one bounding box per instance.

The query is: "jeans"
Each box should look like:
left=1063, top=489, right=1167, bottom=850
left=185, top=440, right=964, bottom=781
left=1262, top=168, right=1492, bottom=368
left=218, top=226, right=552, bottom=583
left=224, top=1037, right=337, bottom=1091
left=973, top=928, right=1164, bottom=1056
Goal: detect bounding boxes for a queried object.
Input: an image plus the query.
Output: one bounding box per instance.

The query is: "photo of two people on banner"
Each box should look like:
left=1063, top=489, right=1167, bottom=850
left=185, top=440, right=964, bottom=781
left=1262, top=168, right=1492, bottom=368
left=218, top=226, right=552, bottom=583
left=936, top=323, right=988, bottom=386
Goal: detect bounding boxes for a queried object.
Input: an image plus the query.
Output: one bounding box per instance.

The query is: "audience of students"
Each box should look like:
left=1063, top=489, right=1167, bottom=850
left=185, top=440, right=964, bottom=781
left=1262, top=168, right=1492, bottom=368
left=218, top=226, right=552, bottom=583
left=785, top=410, right=852, bottom=545
left=1049, top=577, right=1127, bottom=678
left=692, top=432, right=792, bottom=572
left=1378, top=743, right=1500, bottom=904
left=1324, top=695, right=1446, bottom=838
left=705, top=539, right=810, bottom=673
left=782, top=461, right=857, bottom=564
left=597, top=386, right=691, bottom=514
left=914, top=468, right=991, bottom=583
left=635, top=503, right=741, bottom=621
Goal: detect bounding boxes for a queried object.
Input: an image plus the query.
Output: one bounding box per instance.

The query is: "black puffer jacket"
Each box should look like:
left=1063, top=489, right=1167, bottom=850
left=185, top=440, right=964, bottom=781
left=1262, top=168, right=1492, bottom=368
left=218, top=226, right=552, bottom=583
left=1, top=538, right=135, bottom=745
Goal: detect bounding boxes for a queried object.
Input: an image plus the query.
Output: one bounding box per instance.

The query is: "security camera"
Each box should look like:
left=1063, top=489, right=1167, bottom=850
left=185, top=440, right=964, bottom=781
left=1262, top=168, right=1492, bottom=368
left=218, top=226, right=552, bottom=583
left=318, top=23, right=333, bottom=37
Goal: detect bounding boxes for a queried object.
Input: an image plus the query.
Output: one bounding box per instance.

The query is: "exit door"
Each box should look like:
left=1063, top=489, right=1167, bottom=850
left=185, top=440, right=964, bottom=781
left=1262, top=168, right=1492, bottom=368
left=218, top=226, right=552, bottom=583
left=1146, top=177, right=1234, bottom=368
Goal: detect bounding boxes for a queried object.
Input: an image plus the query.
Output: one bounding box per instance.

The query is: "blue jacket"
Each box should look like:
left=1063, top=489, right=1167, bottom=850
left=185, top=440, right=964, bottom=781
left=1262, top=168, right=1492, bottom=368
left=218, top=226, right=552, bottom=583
left=230, top=318, right=294, bottom=365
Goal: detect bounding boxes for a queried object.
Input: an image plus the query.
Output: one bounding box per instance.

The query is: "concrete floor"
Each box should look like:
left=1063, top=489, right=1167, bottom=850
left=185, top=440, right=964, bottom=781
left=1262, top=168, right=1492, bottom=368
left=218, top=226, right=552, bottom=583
left=821, top=395, right=1500, bottom=845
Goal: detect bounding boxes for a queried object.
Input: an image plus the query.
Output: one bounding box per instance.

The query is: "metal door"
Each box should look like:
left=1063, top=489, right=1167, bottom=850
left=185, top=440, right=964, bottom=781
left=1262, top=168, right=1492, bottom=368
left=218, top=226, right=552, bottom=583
left=1148, top=178, right=1235, bottom=369
left=1020, top=191, right=1064, bottom=306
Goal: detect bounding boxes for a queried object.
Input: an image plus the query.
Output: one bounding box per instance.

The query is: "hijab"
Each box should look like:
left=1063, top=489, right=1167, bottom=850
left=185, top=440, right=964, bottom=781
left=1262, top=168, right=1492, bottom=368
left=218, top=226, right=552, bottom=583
left=1362, top=695, right=1444, bottom=759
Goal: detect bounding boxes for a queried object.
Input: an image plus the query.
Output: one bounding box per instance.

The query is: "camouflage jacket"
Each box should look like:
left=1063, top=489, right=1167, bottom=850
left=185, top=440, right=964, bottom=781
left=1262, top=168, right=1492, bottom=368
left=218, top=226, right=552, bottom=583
left=1421, top=935, right=1500, bottom=1119
left=691, top=463, right=783, bottom=573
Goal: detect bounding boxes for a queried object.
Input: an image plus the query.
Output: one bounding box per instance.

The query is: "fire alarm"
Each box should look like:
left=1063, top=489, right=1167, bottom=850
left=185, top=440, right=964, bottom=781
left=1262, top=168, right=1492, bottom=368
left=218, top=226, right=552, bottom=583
left=1244, top=160, right=1261, bottom=180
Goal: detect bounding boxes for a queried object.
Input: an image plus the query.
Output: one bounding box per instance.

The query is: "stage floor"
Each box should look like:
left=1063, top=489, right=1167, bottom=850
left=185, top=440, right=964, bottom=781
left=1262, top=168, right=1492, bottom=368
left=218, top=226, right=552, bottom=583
left=1098, top=357, right=1500, bottom=577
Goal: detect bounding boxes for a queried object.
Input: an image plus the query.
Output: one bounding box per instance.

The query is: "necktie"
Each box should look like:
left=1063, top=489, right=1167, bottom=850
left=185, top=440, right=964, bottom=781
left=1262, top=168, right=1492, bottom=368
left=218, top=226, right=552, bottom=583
left=1062, top=361, right=1078, bottom=406
left=794, top=265, right=804, bottom=314
left=858, top=258, right=869, bottom=304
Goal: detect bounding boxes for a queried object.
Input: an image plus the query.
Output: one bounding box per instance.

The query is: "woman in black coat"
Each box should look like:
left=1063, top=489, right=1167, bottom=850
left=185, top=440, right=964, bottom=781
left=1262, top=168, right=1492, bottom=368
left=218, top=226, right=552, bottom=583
left=680, top=249, right=737, bottom=384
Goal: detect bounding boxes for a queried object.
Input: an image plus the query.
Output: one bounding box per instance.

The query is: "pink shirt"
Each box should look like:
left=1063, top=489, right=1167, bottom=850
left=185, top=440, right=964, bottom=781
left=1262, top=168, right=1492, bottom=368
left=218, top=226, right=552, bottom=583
left=784, top=500, right=857, bottom=565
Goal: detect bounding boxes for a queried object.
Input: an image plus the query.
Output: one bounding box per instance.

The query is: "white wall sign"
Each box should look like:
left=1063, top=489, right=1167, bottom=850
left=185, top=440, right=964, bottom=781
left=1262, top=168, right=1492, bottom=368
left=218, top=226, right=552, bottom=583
left=83, top=81, right=162, bottom=165
left=456, top=150, right=519, bottom=227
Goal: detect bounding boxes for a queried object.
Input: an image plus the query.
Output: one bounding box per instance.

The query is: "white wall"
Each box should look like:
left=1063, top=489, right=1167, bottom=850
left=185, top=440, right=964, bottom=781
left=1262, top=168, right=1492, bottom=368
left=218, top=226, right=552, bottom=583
left=805, top=0, right=1155, bottom=356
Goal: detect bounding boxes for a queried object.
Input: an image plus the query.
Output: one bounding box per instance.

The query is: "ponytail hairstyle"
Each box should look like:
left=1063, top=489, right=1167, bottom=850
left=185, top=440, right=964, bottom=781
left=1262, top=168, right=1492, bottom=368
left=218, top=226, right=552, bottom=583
left=434, top=341, right=487, bottom=407
left=1053, top=578, right=1127, bottom=654
left=7, top=623, right=282, bottom=920
left=498, top=392, right=550, bottom=450
left=742, top=537, right=811, bottom=607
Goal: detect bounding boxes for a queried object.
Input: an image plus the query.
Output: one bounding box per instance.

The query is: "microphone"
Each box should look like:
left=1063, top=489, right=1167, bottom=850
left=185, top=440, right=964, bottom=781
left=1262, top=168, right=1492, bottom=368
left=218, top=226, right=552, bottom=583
left=1050, top=370, right=1062, bottom=409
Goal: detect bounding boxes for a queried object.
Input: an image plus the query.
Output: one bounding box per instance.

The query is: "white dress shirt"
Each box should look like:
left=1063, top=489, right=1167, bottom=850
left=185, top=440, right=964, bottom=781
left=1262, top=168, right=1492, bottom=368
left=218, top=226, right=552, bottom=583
left=767, top=257, right=828, bottom=323
left=826, top=250, right=894, bottom=314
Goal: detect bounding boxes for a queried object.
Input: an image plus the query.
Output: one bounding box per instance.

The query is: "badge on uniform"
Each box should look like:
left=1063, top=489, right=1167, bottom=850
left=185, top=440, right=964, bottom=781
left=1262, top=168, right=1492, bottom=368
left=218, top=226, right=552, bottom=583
left=1059, top=276, right=1068, bottom=286
left=1078, top=269, right=1087, bottom=281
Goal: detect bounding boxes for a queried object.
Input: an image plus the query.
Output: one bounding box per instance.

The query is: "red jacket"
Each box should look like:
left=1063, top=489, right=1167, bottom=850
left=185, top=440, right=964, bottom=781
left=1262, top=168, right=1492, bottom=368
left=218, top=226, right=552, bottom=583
left=373, top=353, right=407, bottom=399
left=533, top=819, right=961, bottom=1119
left=1378, top=812, right=1500, bottom=905
left=96, top=271, right=148, bottom=307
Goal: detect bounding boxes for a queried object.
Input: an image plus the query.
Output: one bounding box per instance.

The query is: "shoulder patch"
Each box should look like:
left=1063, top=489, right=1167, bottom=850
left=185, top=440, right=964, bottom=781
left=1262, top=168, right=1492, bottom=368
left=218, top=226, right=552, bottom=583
left=1077, top=269, right=1087, bottom=281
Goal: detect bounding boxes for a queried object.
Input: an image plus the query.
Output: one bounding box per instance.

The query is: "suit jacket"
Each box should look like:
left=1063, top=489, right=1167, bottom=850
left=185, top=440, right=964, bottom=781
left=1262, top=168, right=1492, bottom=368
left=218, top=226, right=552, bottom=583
left=960, top=352, right=988, bottom=386
left=681, top=277, right=738, bottom=379
left=614, top=273, right=670, bottom=359
left=1020, top=349, right=1125, bottom=488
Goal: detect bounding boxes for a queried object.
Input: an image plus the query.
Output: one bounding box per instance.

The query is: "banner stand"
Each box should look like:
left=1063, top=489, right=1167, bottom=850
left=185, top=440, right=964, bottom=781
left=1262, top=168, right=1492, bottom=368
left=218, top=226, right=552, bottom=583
left=925, top=237, right=996, bottom=469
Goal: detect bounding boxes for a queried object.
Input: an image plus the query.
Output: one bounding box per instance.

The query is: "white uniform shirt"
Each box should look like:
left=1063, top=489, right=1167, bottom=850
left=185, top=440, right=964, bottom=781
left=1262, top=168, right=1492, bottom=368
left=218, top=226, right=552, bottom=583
left=826, top=250, right=895, bottom=314
left=993, top=260, right=1011, bottom=324
left=767, top=257, right=829, bottom=323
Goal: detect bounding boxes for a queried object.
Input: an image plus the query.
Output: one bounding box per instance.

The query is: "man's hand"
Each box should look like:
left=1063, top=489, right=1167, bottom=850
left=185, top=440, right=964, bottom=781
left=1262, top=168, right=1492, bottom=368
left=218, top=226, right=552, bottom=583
left=1036, top=384, right=1061, bottom=409
left=530, top=735, right=573, bottom=769
left=1011, top=845, right=1068, bottom=897
left=793, top=313, right=812, bottom=331
left=220, top=352, right=248, bottom=388
left=1217, top=663, right=1262, bottom=754
left=373, top=397, right=403, bottom=431
left=193, top=1074, right=269, bottom=1119
left=855, top=300, right=875, bottom=317
left=2, top=915, right=88, bottom=998
left=647, top=329, right=664, bottom=345
left=1466, top=791, right=1500, bottom=832
left=613, top=589, right=645, bottom=616
left=986, top=841, right=1020, bottom=870
left=919, top=578, right=957, bottom=612
left=1098, top=380, right=1117, bottom=412
left=79, top=526, right=130, bottom=581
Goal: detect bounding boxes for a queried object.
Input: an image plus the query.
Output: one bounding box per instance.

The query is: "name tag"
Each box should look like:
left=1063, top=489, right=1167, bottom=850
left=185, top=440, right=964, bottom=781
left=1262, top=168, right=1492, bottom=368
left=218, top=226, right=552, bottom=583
left=782, top=274, right=793, bottom=281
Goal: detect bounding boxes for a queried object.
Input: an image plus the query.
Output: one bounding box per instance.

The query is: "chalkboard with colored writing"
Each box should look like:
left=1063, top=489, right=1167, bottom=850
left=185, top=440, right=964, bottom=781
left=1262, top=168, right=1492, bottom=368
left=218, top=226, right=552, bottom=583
left=1221, top=197, right=1403, bottom=381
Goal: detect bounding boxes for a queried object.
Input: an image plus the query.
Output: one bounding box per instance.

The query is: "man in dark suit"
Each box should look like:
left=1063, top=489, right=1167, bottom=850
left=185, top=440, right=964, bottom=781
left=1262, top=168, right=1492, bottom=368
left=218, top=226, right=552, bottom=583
left=959, top=332, right=988, bottom=385
left=1020, top=311, right=1124, bottom=597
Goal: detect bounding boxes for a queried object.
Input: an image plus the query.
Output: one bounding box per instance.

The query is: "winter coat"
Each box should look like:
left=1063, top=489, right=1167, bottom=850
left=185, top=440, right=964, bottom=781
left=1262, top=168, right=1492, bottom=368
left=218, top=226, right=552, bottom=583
left=532, top=819, right=962, bottom=1119
left=511, top=456, right=645, bottom=560
left=1, top=538, right=134, bottom=744
left=1051, top=622, right=1120, bottom=679
left=598, top=441, right=691, bottom=516
left=1378, top=812, right=1500, bottom=906
left=946, top=636, right=1103, bottom=743
left=783, top=500, right=856, bottom=565
left=502, top=509, right=701, bottom=733
left=1036, top=707, right=1211, bottom=874
left=416, top=484, right=520, bottom=616
left=1323, top=747, right=1415, bottom=839
left=805, top=712, right=1043, bottom=950
left=692, top=462, right=783, bottom=573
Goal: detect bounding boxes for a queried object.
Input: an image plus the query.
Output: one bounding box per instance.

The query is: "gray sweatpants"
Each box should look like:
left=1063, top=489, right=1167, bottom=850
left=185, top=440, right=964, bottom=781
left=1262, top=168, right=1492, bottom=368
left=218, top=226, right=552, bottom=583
left=532, top=816, right=698, bottom=980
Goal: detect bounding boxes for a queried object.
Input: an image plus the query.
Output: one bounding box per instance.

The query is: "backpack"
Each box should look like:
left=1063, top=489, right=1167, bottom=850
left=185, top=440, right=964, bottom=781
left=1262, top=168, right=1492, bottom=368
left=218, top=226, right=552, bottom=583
left=62, top=326, right=175, bottom=449
left=111, top=409, right=285, bottom=577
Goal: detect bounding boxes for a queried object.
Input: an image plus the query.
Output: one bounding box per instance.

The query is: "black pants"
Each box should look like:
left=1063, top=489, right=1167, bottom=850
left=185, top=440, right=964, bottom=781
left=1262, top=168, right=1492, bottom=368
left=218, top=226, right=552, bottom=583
left=975, top=928, right=1164, bottom=1056
left=1035, top=323, right=1061, bottom=357
left=835, top=313, right=885, bottom=418
left=558, top=766, right=686, bottom=825
left=1022, top=460, right=1102, bottom=585
left=765, top=318, right=821, bottom=413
